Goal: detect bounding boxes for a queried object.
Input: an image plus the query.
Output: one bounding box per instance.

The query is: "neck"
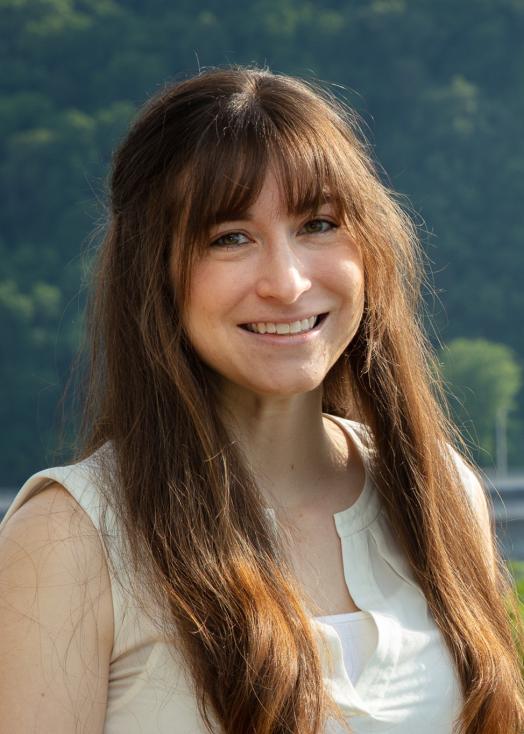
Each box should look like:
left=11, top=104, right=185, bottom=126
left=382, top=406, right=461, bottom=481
left=217, top=382, right=350, bottom=511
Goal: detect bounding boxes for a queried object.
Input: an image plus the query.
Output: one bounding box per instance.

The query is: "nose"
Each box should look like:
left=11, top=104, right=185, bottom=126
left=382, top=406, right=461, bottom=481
left=255, top=237, right=312, bottom=303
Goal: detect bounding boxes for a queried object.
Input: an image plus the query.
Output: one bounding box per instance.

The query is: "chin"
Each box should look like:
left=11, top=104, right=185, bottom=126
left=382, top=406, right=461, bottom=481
left=243, top=374, right=325, bottom=398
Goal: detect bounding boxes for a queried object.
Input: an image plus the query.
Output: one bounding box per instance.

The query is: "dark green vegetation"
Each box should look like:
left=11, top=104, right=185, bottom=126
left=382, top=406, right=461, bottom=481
left=1, top=0, right=523, bottom=483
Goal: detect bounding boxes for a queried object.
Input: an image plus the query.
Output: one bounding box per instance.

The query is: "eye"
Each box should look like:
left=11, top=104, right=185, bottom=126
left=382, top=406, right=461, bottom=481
left=211, top=231, right=250, bottom=248
left=299, top=218, right=338, bottom=235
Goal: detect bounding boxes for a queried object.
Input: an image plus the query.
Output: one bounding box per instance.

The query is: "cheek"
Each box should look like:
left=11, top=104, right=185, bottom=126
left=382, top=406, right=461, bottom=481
left=184, top=261, right=240, bottom=342
left=329, top=256, right=365, bottom=303
left=353, top=268, right=366, bottom=308
left=183, top=271, right=212, bottom=346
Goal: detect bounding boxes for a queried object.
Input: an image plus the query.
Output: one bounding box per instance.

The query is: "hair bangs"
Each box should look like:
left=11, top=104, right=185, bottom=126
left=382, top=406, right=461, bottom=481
left=177, top=115, right=356, bottom=259
left=268, top=131, right=351, bottom=224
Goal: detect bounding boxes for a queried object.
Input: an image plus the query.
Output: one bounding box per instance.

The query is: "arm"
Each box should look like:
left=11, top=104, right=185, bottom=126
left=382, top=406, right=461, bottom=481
left=0, top=482, right=114, bottom=733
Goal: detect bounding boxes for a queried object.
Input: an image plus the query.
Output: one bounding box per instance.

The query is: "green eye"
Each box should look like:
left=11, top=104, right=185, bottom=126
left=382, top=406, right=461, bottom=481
left=301, top=219, right=336, bottom=234
left=212, top=232, right=249, bottom=248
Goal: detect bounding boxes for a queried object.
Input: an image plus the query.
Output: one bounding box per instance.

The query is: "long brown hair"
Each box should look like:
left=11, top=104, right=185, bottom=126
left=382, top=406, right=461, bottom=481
left=78, top=67, right=524, bottom=733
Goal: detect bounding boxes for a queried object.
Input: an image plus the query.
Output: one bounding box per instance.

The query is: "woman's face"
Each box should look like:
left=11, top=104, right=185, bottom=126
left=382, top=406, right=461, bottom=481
left=179, top=169, right=365, bottom=399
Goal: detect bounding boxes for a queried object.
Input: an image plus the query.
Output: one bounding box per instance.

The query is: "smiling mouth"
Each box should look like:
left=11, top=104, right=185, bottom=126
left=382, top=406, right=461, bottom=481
left=239, top=313, right=328, bottom=335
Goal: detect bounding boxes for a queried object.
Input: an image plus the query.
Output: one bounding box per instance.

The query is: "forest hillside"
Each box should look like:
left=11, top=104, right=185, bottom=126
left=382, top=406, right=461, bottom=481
left=1, top=0, right=523, bottom=482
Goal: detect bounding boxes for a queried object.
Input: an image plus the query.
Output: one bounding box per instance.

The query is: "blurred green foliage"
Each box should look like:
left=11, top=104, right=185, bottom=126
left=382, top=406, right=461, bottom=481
left=1, top=0, right=524, bottom=482
left=441, top=339, right=522, bottom=464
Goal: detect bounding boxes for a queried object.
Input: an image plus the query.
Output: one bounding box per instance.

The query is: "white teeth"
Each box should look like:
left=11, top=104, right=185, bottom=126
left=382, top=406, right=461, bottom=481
left=247, top=315, right=321, bottom=335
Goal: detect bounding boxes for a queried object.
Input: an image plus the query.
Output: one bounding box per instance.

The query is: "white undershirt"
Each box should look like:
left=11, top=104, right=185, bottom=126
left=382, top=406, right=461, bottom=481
left=314, top=611, right=378, bottom=685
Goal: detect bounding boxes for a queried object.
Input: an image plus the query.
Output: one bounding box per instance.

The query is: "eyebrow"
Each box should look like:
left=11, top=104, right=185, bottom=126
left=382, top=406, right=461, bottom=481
left=212, top=210, right=254, bottom=226
left=211, top=195, right=335, bottom=227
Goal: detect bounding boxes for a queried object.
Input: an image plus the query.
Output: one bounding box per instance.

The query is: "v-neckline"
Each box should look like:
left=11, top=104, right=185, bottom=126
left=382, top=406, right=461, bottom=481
left=263, top=414, right=381, bottom=532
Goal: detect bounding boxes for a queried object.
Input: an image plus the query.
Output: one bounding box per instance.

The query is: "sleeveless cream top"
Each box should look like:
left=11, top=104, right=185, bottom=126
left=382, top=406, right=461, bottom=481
left=1, top=417, right=483, bottom=733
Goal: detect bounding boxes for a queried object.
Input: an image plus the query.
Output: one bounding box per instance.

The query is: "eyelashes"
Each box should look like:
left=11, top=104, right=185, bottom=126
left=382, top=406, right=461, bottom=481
left=210, top=218, right=338, bottom=249
left=300, top=219, right=338, bottom=235
left=211, top=231, right=251, bottom=248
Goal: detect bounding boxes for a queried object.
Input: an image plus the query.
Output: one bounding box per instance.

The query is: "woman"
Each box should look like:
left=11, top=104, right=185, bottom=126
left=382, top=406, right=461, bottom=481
left=0, top=67, right=522, bottom=734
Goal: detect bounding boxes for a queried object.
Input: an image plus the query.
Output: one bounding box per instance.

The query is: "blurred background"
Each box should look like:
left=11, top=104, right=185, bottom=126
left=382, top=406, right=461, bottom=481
left=0, top=0, right=523, bottom=567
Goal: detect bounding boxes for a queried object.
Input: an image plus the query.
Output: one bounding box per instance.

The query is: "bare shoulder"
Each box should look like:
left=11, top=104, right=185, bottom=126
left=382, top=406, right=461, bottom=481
left=0, top=480, right=114, bottom=641
left=0, top=481, right=113, bottom=732
left=3, top=479, right=99, bottom=532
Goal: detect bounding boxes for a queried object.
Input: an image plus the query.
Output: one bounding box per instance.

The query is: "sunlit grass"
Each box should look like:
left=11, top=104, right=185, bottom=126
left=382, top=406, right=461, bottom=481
left=508, top=560, right=524, bottom=612
left=507, top=560, right=524, bottom=675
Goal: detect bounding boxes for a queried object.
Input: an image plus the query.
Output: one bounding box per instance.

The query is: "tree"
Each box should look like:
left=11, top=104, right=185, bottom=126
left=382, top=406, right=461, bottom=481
left=440, top=338, right=522, bottom=466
